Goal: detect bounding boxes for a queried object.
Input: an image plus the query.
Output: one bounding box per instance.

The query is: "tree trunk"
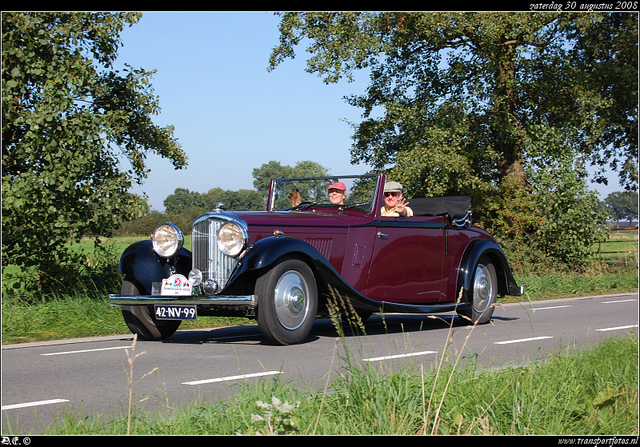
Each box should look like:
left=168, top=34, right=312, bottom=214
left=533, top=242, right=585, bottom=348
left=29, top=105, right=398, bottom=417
left=493, top=37, right=527, bottom=187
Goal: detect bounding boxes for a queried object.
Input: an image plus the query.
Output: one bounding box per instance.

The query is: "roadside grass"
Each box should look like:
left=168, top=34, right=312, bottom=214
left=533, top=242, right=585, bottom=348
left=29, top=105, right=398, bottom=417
left=505, top=265, right=639, bottom=303
left=14, top=327, right=638, bottom=435
left=1, top=293, right=129, bottom=344
left=1, top=292, right=251, bottom=345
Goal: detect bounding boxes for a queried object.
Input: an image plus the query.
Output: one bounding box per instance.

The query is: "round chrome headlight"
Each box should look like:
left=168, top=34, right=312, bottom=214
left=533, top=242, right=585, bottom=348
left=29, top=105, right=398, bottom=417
left=152, top=222, right=184, bottom=258
left=217, top=222, right=246, bottom=257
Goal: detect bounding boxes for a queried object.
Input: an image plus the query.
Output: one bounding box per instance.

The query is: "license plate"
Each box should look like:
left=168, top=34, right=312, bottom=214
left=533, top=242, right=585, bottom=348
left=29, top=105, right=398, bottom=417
left=154, top=305, right=197, bottom=320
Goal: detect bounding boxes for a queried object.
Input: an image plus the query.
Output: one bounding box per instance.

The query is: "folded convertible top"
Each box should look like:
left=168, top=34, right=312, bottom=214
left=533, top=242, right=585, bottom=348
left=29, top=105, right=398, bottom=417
left=409, top=197, right=472, bottom=227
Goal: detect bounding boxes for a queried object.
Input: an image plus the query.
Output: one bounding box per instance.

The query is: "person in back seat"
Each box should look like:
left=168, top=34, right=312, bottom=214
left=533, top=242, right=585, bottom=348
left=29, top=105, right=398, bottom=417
left=381, top=181, right=413, bottom=217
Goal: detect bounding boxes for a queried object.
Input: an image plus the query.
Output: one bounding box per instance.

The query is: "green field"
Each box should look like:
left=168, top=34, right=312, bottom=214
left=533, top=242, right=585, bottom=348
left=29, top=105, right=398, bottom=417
left=593, top=228, right=639, bottom=264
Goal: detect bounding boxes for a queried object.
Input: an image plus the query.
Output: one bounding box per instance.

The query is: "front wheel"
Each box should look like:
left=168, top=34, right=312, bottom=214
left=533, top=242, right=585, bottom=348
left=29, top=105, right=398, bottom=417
left=256, top=257, right=318, bottom=345
left=457, top=256, right=497, bottom=325
left=120, top=279, right=181, bottom=341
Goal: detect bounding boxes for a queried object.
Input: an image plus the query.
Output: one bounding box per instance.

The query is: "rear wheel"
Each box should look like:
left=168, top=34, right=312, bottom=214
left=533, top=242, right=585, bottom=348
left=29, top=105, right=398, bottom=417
left=256, top=257, right=318, bottom=345
left=121, top=280, right=181, bottom=341
left=457, top=256, right=497, bottom=325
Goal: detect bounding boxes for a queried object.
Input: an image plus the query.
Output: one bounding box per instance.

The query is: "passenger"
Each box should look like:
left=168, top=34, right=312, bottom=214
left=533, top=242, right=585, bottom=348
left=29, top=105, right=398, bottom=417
left=327, top=181, right=347, bottom=205
left=381, top=181, right=413, bottom=217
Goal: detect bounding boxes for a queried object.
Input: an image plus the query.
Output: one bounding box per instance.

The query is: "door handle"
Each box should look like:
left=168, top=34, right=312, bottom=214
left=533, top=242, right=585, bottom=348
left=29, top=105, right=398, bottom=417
left=377, top=231, right=388, bottom=238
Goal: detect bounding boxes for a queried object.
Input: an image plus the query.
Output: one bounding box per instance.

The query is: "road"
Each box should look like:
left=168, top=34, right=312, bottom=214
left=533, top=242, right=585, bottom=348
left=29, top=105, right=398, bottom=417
left=2, top=292, right=638, bottom=434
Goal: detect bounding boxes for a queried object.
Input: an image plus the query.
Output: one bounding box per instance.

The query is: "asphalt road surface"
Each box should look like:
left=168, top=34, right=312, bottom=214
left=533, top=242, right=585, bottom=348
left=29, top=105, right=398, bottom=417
left=2, top=292, right=638, bottom=434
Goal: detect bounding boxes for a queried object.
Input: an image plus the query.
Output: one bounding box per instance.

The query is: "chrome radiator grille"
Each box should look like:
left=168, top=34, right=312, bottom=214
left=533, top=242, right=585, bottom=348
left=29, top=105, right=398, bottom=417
left=192, top=216, right=239, bottom=292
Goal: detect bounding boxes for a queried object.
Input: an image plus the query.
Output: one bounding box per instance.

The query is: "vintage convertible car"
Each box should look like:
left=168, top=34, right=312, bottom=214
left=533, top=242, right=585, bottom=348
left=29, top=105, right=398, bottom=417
left=109, top=174, right=523, bottom=345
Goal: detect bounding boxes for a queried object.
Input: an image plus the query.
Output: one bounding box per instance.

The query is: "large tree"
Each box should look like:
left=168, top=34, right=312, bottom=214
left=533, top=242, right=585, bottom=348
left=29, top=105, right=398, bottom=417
left=2, top=12, right=187, bottom=292
left=164, top=187, right=204, bottom=213
left=270, top=12, right=636, bottom=191
left=605, top=191, right=639, bottom=224
left=268, top=12, right=636, bottom=266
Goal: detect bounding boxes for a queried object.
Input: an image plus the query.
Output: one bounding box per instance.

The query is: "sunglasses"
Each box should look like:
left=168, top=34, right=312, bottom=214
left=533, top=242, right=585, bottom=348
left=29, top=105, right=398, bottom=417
left=328, top=189, right=345, bottom=194
left=384, top=192, right=400, bottom=197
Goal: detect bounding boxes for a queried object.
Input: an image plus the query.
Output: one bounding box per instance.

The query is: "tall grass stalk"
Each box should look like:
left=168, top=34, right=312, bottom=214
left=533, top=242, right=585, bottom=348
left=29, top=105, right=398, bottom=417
left=422, top=289, right=493, bottom=435
left=311, top=337, right=339, bottom=435
left=122, top=334, right=160, bottom=435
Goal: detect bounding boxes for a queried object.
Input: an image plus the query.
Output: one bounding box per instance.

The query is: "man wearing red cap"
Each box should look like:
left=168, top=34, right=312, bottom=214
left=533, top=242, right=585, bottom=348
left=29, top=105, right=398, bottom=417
left=327, top=181, right=347, bottom=205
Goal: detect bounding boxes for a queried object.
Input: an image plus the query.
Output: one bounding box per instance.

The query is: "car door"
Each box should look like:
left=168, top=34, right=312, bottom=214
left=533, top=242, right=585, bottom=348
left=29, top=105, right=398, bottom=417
left=365, top=216, right=445, bottom=304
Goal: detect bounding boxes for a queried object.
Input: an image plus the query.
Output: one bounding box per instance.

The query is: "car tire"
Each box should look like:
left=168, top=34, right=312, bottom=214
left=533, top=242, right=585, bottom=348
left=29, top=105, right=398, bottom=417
left=256, top=257, right=318, bottom=345
left=457, top=255, right=497, bottom=325
left=121, top=279, right=181, bottom=341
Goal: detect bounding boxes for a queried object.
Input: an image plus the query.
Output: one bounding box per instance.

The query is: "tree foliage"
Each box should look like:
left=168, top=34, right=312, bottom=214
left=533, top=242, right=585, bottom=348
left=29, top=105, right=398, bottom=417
left=163, top=187, right=205, bottom=213
left=252, top=159, right=330, bottom=200
left=163, top=187, right=264, bottom=214
left=269, top=12, right=637, bottom=266
left=2, top=12, right=187, bottom=293
left=526, top=152, right=610, bottom=266
left=568, top=13, right=638, bottom=189
left=604, top=191, right=639, bottom=223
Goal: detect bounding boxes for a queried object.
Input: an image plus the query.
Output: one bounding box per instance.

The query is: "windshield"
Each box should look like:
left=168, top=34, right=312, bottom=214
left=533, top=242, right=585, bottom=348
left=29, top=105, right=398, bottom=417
left=268, top=175, right=380, bottom=214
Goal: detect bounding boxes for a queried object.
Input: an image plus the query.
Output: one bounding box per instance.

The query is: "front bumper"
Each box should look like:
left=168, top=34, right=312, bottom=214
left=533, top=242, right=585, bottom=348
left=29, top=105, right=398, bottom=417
left=108, top=294, right=257, bottom=307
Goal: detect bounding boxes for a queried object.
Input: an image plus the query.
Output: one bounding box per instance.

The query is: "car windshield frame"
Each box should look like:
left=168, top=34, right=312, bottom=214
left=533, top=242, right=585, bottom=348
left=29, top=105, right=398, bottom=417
left=266, top=174, right=381, bottom=215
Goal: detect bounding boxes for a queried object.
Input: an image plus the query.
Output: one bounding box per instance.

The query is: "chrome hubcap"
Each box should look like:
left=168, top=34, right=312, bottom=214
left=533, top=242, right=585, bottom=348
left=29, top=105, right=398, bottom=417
left=473, top=264, right=493, bottom=313
left=274, top=270, right=309, bottom=330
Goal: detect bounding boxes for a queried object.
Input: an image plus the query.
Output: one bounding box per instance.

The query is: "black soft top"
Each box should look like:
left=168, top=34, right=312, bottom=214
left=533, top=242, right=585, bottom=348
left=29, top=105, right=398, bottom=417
left=409, top=197, right=472, bottom=223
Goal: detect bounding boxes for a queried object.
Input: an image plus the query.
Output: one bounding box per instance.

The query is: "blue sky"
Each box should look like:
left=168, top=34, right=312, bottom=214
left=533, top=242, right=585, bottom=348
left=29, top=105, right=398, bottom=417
left=115, top=12, right=369, bottom=211
left=115, top=11, right=621, bottom=211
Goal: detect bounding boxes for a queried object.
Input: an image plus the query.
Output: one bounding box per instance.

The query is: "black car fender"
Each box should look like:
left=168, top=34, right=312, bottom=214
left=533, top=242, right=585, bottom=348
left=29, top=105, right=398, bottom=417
left=456, top=239, right=523, bottom=304
left=225, top=236, right=383, bottom=313
left=118, top=239, right=192, bottom=295
left=227, top=236, right=346, bottom=296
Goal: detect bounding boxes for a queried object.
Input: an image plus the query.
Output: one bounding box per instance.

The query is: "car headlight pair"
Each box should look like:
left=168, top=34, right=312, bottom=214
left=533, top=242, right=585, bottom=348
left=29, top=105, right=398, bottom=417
left=152, top=221, right=246, bottom=258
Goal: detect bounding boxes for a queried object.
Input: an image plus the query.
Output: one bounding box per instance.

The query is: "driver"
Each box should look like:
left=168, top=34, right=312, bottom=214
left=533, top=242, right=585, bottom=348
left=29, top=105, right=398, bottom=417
left=288, top=188, right=301, bottom=207
left=327, top=181, right=347, bottom=205
left=381, top=181, right=413, bottom=217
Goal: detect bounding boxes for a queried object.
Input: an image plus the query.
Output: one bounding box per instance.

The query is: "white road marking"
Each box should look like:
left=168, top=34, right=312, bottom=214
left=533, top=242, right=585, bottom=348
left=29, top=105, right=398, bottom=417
left=362, top=351, right=437, bottom=362
left=596, top=325, right=638, bottom=332
left=494, top=336, right=553, bottom=345
left=532, top=305, right=571, bottom=312
left=2, top=399, right=69, bottom=411
left=602, top=299, right=637, bottom=304
left=182, top=371, right=282, bottom=386
left=41, top=346, right=132, bottom=356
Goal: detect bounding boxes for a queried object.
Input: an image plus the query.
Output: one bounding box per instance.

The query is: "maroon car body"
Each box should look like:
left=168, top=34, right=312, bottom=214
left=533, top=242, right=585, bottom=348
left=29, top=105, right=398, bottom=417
left=109, top=174, right=523, bottom=345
